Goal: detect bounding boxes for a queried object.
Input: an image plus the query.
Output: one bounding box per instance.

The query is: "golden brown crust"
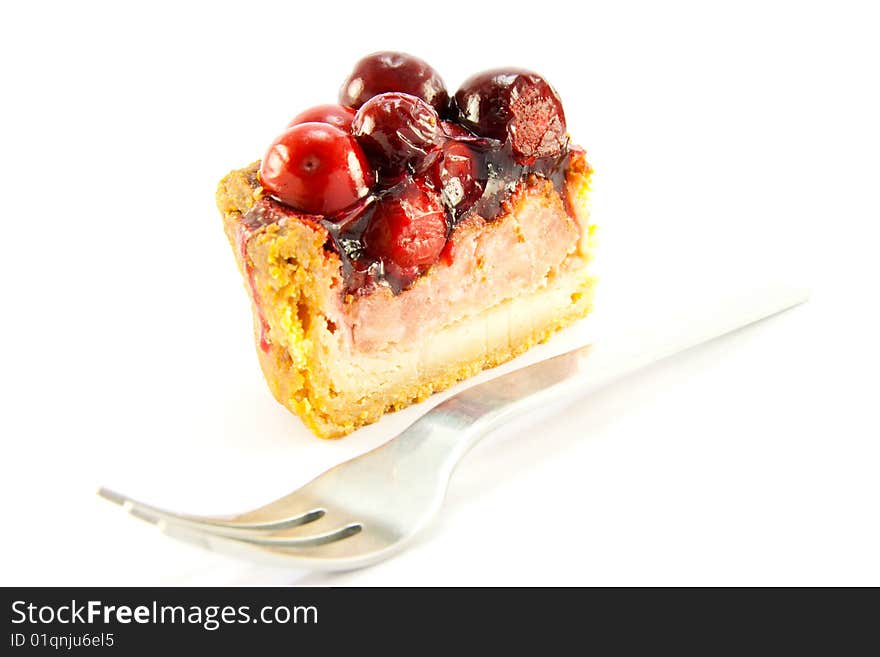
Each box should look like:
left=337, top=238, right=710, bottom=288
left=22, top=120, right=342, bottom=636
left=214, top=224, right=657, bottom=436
left=217, top=153, right=595, bottom=438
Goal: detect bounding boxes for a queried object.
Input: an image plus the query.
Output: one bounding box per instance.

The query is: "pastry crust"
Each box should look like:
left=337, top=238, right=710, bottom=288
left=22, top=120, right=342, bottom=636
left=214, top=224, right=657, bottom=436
left=217, top=153, right=595, bottom=438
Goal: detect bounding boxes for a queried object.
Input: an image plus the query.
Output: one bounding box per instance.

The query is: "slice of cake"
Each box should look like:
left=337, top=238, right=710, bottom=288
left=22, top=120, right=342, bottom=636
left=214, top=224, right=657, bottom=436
left=216, top=52, right=596, bottom=438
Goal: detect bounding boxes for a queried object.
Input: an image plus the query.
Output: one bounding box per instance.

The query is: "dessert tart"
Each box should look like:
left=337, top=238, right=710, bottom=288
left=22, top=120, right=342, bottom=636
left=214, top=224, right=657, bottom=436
left=216, top=52, right=595, bottom=438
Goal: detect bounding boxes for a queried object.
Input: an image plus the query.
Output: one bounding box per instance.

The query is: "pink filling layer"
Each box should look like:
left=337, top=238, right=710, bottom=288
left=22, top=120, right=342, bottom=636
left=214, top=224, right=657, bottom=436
left=334, top=184, right=579, bottom=352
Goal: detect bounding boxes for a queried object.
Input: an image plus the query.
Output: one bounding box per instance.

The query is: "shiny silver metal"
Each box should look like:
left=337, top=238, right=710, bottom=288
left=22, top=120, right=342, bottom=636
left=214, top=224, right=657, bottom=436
left=99, top=288, right=808, bottom=571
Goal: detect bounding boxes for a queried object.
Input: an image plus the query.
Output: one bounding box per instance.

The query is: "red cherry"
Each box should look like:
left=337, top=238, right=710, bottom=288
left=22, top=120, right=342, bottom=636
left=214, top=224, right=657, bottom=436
left=339, top=51, right=449, bottom=113
left=259, top=123, right=373, bottom=215
left=440, top=142, right=485, bottom=216
left=454, top=69, right=567, bottom=164
left=352, top=93, right=444, bottom=178
left=288, top=104, right=357, bottom=132
left=364, top=181, right=448, bottom=270
left=433, top=141, right=484, bottom=216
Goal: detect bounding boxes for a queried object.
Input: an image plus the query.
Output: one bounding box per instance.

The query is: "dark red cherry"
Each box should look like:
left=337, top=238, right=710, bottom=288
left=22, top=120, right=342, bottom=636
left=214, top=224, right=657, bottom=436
left=363, top=180, right=447, bottom=270
left=259, top=122, right=373, bottom=215
left=288, top=104, right=356, bottom=132
left=352, top=93, right=444, bottom=178
left=440, top=120, right=474, bottom=139
left=454, top=69, right=567, bottom=164
left=340, top=51, right=449, bottom=113
left=431, top=141, right=484, bottom=216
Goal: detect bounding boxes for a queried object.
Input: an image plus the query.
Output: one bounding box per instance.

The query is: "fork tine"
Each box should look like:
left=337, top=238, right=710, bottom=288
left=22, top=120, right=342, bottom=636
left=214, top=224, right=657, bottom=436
left=100, top=487, right=379, bottom=569
left=150, top=520, right=378, bottom=570
left=132, top=506, right=363, bottom=547
left=97, top=487, right=325, bottom=539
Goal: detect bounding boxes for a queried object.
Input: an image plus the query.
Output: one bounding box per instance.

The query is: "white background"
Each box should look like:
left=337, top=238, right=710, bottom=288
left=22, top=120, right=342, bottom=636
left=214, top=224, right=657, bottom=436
left=1, top=0, right=878, bottom=585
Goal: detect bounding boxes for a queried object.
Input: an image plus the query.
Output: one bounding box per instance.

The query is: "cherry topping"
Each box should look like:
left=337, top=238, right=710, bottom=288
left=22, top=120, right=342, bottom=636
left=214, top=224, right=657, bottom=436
left=352, top=93, right=444, bottom=178
left=431, top=141, right=484, bottom=218
left=255, top=58, right=575, bottom=295
left=288, top=104, right=356, bottom=132
left=259, top=122, right=373, bottom=215
left=340, top=52, right=449, bottom=114
left=363, top=180, right=448, bottom=270
left=454, top=69, right=567, bottom=164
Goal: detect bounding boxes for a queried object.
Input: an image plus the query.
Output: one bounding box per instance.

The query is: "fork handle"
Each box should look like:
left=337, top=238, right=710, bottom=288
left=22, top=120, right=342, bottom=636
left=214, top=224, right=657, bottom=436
left=404, top=284, right=809, bottom=468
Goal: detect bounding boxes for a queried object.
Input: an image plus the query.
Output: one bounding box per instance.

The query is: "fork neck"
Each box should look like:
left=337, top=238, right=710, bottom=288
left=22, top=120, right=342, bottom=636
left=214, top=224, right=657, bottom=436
left=395, top=346, right=593, bottom=469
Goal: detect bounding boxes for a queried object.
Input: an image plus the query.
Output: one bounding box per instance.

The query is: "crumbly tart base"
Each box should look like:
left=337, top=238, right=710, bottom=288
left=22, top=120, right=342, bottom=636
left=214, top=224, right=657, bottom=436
left=217, top=155, right=595, bottom=438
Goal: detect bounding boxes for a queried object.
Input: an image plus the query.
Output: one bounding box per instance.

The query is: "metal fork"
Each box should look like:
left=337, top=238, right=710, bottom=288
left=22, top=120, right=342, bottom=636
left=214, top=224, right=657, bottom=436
left=99, top=288, right=808, bottom=571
